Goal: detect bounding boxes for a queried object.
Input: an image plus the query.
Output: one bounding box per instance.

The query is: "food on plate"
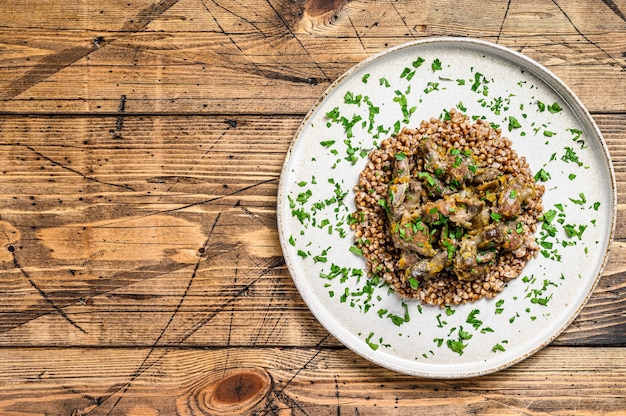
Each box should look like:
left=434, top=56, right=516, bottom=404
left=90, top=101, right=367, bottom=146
left=350, top=109, right=544, bottom=306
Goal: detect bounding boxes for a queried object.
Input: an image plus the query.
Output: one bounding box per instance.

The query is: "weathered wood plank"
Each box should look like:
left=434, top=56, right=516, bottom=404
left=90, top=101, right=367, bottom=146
left=0, top=0, right=624, bottom=113
left=0, top=1, right=624, bottom=414
left=0, top=114, right=624, bottom=348
left=0, top=346, right=624, bottom=415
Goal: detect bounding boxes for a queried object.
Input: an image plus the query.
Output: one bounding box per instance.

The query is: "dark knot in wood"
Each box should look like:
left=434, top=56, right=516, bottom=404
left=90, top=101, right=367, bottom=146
left=213, top=371, right=266, bottom=405
left=180, top=368, right=273, bottom=415
left=305, top=0, right=349, bottom=18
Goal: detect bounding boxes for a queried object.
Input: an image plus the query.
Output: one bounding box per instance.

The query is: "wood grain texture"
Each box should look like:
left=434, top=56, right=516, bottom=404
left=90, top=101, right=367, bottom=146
left=0, top=0, right=624, bottom=113
left=1, top=0, right=625, bottom=414
left=0, top=347, right=625, bottom=415
left=0, top=114, right=624, bottom=349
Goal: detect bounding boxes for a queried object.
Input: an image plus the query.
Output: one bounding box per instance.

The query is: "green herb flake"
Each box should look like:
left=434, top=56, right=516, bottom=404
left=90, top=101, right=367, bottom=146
left=561, top=147, right=583, bottom=166
left=534, top=168, right=551, bottom=182
left=495, top=299, right=505, bottom=314
left=431, top=58, right=442, bottom=71
left=447, top=328, right=471, bottom=356
left=492, top=343, right=507, bottom=352
left=471, top=72, right=485, bottom=93
left=564, top=223, right=587, bottom=239
left=548, top=102, right=563, bottom=113
left=365, top=332, right=379, bottom=350
left=508, top=116, right=522, bottom=131
left=412, top=56, right=426, bottom=68
left=537, top=101, right=546, bottom=112
left=349, top=245, right=363, bottom=256
left=466, top=309, right=483, bottom=330
left=400, top=67, right=416, bottom=81
left=393, top=120, right=401, bottom=134
left=288, top=235, right=296, bottom=246
left=424, top=81, right=440, bottom=94
left=344, top=91, right=362, bottom=105
left=569, top=192, right=587, bottom=205
left=395, top=152, right=407, bottom=161
left=361, top=73, right=370, bottom=84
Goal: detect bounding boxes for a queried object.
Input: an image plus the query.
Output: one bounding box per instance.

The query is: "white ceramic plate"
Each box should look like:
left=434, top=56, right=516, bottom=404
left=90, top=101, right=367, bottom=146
left=277, top=38, right=616, bottom=378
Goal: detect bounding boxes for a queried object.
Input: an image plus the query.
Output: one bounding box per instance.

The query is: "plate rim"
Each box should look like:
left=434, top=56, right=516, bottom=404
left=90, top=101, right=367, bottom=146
left=277, top=36, right=617, bottom=378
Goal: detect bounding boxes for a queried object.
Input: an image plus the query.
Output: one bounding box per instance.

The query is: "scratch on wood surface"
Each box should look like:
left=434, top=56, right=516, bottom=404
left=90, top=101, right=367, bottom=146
left=112, top=94, right=127, bottom=139
left=25, top=145, right=135, bottom=191
left=496, top=0, right=513, bottom=44
left=199, top=0, right=323, bottom=85
left=264, top=0, right=331, bottom=82
left=391, top=2, right=415, bottom=39
left=0, top=259, right=197, bottom=334
left=221, top=249, right=240, bottom=379
left=334, top=374, right=341, bottom=416
left=249, top=269, right=283, bottom=345
left=104, top=212, right=222, bottom=414
left=12, top=253, right=88, bottom=334
left=83, top=177, right=278, bottom=233
left=349, top=17, right=368, bottom=55
left=98, top=220, right=287, bottom=414
left=61, top=385, right=101, bottom=406
left=551, top=0, right=626, bottom=71
left=0, top=0, right=182, bottom=101
left=260, top=334, right=331, bottom=414
left=600, top=0, right=626, bottom=22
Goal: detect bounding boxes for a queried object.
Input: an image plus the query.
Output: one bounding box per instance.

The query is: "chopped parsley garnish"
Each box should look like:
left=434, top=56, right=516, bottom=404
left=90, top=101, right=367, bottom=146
left=537, top=101, right=546, bottom=112
left=344, top=91, right=362, bottom=105
left=466, top=309, right=483, bottom=330
left=365, top=332, right=379, bottom=350
left=424, top=82, right=439, bottom=94
left=508, top=116, right=521, bottom=131
left=495, top=299, right=505, bottom=314
left=446, top=326, right=472, bottom=355
left=400, top=67, right=416, bottom=81
left=349, top=245, right=363, bottom=256
left=534, top=168, right=551, bottom=182
left=412, top=56, right=425, bottom=68
left=490, top=212, right=502, bottom=222
left=492, top=342, right=507, bottom=352
left=564, top=223, right=587, bottom=239
left=569, top=192, right=586, bottom=205
left=394, top=152, right=407, bottom=161
left=561, top=147, right=583, bottom=166
left=548, top=102, right=563, bottom=113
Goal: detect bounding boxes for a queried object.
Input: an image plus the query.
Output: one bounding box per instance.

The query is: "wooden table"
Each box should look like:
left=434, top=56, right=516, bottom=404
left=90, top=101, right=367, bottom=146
left=0, top=1, right=625, bottom=414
